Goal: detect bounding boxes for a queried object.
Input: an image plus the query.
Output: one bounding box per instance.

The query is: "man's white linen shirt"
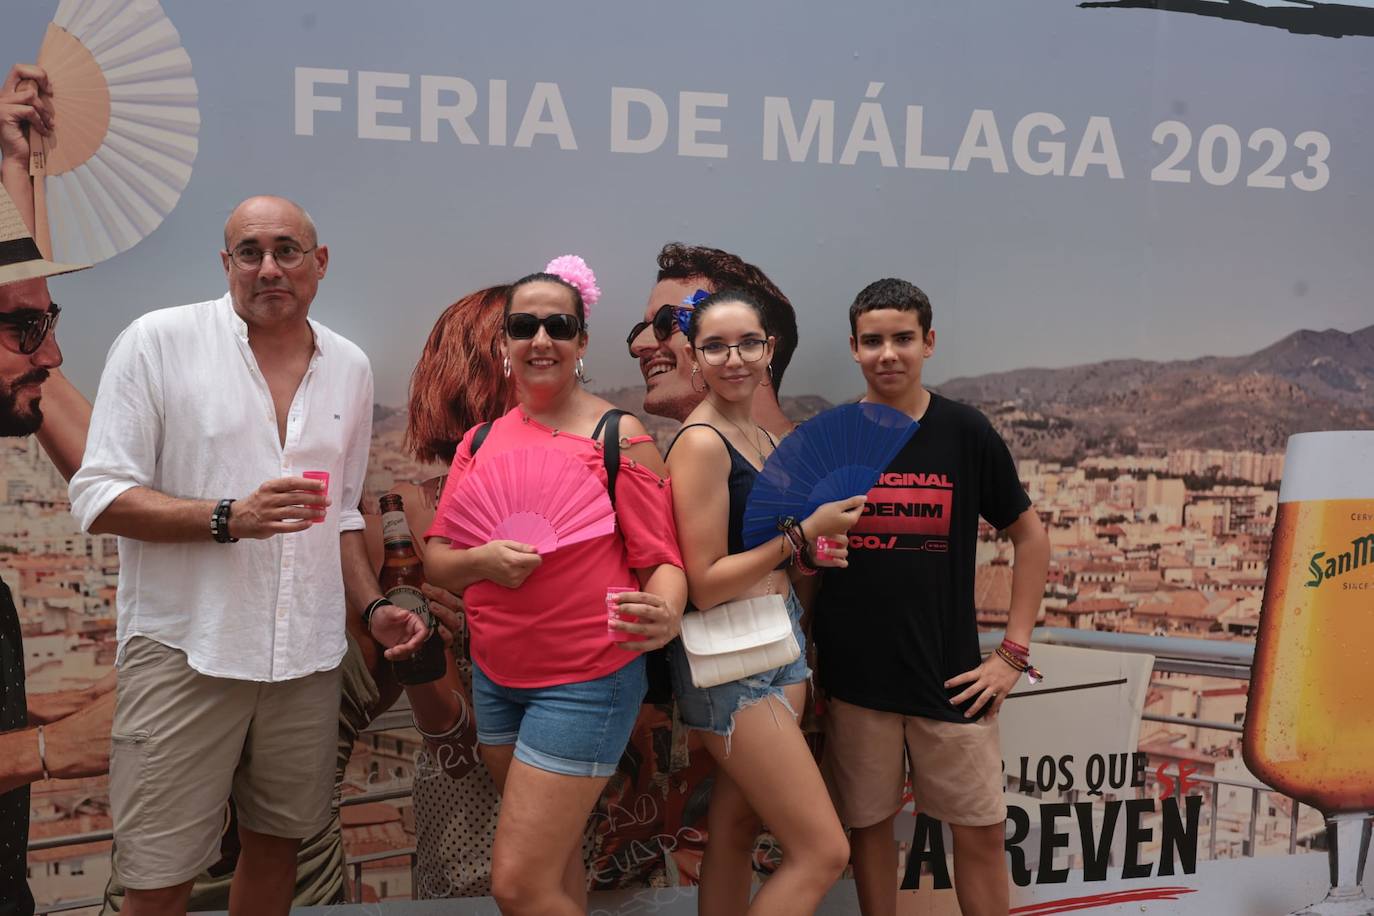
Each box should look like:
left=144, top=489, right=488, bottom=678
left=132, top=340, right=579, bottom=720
left=69, top=293, right=373, bottom=682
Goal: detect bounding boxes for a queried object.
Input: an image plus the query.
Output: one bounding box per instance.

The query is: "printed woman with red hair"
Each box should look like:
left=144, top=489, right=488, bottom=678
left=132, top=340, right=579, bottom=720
left=365, top=283, right=514, bottom=899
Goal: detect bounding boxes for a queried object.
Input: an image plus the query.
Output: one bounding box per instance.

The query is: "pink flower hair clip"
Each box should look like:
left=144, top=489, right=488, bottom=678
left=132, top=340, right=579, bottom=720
left=545, top=254, right=601, bottom=322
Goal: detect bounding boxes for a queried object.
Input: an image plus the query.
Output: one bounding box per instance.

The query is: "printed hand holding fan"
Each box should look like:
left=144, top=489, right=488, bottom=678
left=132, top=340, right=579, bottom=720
left=741, top=402, right=918, bottom=549
left=30, top=0, right=200, bottom=265
left=439, top=447, right=617, bottom=555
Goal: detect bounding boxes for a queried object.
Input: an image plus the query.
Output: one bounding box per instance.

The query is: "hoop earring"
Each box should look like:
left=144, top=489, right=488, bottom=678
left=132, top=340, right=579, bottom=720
left=760, top=363, right=774, bottom=388
left=690, top=365, right=708, bottom=394
left=502, top=356, right=511, bottom=378
left=575, top=357, right=588, bottom=384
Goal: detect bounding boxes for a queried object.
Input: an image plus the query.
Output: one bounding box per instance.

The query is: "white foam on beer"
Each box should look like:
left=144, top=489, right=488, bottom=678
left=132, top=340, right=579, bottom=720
left=1278, top=431, right=1374, bottom=503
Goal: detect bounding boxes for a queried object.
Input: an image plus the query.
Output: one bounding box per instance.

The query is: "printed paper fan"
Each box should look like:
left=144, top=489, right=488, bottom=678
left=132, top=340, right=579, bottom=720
left=741, top=402, right=918, bottom=549
left=439, top=447, right=617, bottom=555
left=30, top=0, right=199, bottom=265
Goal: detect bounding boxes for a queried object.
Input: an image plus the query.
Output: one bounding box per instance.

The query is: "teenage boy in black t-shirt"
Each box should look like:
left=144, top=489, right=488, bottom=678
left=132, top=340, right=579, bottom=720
left=814, top=278, right=1050, bottom=916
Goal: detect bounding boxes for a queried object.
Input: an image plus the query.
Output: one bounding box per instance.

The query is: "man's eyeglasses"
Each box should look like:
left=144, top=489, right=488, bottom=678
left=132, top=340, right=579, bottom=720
left=505, top=312, right=583, bottom=341
left=696, top=338, right=767, bottom=366
left=229, top=243, right=317, bottom=271
left=0, top=304, right=60, bottom=355
left=625, top=304, right=691, bottom=355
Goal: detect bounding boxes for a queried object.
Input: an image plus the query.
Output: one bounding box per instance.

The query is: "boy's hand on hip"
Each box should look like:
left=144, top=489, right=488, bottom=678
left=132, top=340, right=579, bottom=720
left=945, top=655, right=1020, bottom=720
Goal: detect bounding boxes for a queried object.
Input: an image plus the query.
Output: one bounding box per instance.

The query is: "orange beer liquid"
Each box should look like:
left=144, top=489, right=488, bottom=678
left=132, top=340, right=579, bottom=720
left=1244, top=499, right=1374, bottom=812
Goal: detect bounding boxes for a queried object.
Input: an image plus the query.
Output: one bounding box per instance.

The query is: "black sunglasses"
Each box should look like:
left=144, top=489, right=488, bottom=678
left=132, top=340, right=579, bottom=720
left=625, top=304, right=691, bottom=355
left=505, top=312, right=583, bottom=340
left=0, top=304, right=61, bottom=356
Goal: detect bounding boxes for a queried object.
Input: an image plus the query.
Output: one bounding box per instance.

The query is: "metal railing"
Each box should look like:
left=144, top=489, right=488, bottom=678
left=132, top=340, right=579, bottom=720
left=32, top=628, right=1300, bottom=914
left=30, top=778, right=425, bottom=913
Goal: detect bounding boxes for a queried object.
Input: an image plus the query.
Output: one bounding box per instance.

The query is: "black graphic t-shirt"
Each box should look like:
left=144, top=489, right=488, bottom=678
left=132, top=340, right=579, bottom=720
left=814, top=393, right=1029, bottom=723
left=0, top=579, right=34, bottom=916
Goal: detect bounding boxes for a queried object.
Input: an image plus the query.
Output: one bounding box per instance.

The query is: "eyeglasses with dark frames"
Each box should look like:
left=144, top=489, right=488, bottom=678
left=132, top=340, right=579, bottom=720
left=695, top=338, right=767, bottom=366
left=0, top=304, right=60, bottom=355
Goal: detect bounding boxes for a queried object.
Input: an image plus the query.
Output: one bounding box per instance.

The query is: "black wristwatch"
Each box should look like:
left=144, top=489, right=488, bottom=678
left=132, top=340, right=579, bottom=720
left=210, top=499, right=238, bottom=543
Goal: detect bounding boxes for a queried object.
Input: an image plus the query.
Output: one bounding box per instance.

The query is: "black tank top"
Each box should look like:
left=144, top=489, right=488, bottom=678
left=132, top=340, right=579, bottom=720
left=667, top=423, right=779, bottom=558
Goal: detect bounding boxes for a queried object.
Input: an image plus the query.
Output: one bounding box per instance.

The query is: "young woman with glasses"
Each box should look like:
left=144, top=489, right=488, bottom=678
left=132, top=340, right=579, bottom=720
left=664, top=289, right=864, bottom=916
left=422, top=260, right=688, bottom=916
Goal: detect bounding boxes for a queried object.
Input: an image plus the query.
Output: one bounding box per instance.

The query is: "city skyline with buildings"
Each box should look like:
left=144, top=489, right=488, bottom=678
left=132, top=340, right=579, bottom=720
left=3, top=416, right=1308, bottom=904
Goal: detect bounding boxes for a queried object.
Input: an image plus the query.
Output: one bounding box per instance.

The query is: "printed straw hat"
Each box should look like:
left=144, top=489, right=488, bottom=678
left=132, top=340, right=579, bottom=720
left=0, top=186, right=88, bottom=287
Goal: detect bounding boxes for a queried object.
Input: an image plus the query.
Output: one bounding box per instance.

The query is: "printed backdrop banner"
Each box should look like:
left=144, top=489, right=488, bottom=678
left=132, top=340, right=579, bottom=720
left=2, top=0, right=1373, bottom=912
left=997, top=643, right=1155, bottom=793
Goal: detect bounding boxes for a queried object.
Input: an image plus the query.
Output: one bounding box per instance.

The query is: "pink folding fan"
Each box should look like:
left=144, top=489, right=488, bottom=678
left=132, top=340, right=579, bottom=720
left=440, top=447, right=616, bottom=554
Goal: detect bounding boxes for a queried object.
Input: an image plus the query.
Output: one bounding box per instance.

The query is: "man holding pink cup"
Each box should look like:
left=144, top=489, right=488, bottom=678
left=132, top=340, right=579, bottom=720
left=67, top=195, right=432, bottom=912
left=302, top=470, right=329, bottom=522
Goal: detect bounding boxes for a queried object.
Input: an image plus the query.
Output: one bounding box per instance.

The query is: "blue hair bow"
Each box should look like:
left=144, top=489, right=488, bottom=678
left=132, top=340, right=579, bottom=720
left=677, top=289, right=710, bottom=333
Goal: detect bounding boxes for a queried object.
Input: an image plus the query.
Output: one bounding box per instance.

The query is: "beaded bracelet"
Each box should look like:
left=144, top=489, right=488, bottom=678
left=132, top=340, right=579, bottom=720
left=783, top=523, right=818, bottom=575
left=996, top=645, right=1028, bottom=670
left=995, top=642, right=1045, bottom=684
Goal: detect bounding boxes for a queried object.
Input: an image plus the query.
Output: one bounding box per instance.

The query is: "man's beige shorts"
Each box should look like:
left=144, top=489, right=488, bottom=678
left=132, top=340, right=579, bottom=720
left=109, top=637, right=341, bottom=889
left=822, top=697, right=1006, bottom=829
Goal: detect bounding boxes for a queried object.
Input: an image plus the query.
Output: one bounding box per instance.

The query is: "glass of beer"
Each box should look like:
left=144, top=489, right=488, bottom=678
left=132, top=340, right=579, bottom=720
left=1244, top=431, right=1374, bottom=914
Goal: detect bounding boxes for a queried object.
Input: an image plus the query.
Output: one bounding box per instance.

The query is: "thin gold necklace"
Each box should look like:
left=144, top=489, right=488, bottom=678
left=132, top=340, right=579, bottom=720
left=717, top=409, right=767, bottom=465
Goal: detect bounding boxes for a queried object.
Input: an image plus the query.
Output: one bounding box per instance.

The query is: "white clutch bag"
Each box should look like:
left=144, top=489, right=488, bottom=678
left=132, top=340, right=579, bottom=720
left=679, top=594, right=800, bottom=689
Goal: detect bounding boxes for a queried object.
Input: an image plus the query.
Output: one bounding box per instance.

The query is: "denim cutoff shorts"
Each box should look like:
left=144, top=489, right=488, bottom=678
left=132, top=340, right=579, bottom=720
left=472, top=654, right=647, bottom=778
left=667, top=589, right=811, bottom=738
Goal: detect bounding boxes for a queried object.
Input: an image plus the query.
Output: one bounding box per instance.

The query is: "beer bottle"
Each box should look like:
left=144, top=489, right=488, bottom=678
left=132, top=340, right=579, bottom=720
left=379, top=493, right=446, bottom=685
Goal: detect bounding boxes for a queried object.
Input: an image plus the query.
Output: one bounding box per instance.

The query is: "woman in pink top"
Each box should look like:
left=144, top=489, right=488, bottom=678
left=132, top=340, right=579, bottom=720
left=424, top=259, right=687, bottom=916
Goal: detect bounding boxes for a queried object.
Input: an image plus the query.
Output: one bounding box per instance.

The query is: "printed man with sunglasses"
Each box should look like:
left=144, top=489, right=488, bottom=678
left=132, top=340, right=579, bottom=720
left=68, top=196, right=429, bottom=915
left=628, top=243, right=798, bottom=440
left=0, top=59, right=112, bottom=916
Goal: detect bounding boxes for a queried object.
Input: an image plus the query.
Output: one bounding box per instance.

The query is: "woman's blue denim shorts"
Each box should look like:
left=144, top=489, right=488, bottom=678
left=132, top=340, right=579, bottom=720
left=472, top=655, right=647, bottom=778
left=666, top=589, right=811, bottom=739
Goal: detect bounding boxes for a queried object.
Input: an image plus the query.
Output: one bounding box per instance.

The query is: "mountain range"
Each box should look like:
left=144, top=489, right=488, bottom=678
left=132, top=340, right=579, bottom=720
left=377, top=324, right=1373, bottom=461
left=935, top=324, right=1374, bottom=459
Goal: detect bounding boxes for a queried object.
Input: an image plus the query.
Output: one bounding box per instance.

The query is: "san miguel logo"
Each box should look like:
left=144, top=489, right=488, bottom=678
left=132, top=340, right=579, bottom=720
left=1304, top=531, right=1374, bottom=588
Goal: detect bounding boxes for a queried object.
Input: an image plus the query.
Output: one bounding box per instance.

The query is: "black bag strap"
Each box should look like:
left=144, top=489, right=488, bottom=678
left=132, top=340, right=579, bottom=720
left=472, top=412, right=627, bottom=504
left=592, top=409, right=628, bottom=505
left=469, top=420, right=495, bottom=456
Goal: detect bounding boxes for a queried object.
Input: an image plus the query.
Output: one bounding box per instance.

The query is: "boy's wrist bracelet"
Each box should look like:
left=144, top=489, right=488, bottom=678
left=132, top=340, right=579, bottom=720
left=995, top=644, right=1044, bottom=684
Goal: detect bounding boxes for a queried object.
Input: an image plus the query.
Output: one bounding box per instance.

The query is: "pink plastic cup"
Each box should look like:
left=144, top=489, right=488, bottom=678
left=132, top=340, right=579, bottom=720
left=302, top=470, right=330, bottom=523
left=606, top=587, right=638, bottom=643
left=815, top=536, right=840, bottom=559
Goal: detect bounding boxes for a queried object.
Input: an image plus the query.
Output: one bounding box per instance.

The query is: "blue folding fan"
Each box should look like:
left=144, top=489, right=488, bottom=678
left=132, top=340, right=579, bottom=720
left=741, top=402, right=918, bottom=548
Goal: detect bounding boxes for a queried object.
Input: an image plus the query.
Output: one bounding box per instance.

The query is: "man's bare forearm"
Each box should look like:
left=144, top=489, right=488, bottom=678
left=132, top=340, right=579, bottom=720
left=35, top=369, right=92, bottom=482
left=0, top=727, right=42, bottom=795
left=0, top=160, right=34, bottom=234
left=340, top=529, right=384, bottom=618
left=88, top=486, right=217, bottom=542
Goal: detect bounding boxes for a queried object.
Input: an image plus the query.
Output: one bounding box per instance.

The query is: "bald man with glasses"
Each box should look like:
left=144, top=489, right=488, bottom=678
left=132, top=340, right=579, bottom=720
left=69, top=195, right=430, bottom=916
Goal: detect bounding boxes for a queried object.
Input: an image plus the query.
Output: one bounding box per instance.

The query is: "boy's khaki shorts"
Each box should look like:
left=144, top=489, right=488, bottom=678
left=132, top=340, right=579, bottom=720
left=822, top=696, right=1006, bottom=828
left=109, top=636, right=341, bottom=889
